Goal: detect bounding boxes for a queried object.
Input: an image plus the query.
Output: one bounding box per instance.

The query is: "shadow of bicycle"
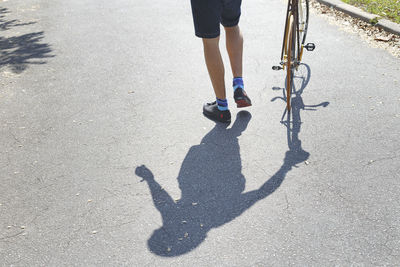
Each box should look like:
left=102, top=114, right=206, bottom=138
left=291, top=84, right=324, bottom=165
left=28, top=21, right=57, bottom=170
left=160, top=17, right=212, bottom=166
left=272, top=63, right=329, bottom=163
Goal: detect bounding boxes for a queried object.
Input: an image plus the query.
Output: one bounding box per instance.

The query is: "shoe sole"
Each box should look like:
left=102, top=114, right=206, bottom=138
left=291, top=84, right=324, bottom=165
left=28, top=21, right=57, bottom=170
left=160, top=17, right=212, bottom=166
left=235, top=99, right=252, bottom=108
left=203, top=111, right=231, bottom=123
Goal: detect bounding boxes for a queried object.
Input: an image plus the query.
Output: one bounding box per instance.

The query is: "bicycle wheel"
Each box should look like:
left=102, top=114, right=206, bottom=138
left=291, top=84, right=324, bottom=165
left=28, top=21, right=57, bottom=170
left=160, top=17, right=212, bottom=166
left=298, top=0, right=309, bottom=60
left=286, top=14, right=295, bottom=111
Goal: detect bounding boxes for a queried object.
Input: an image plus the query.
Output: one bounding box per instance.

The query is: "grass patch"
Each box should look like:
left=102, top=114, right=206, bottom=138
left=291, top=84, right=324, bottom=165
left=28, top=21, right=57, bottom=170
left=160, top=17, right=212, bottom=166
left=341, top=0, right=400, bottom=24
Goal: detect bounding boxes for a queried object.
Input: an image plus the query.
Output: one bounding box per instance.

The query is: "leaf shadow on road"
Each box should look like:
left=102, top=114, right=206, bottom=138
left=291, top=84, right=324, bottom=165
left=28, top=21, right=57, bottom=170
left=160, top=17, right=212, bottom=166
left=135, top=64, right=329, bottom=257
left=0, top=7, right=54, bottom=74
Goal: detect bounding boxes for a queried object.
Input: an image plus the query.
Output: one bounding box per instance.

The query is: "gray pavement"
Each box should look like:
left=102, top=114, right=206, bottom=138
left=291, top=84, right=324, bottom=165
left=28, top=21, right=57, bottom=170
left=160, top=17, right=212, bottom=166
left=1, top=0, right=399, bottom=266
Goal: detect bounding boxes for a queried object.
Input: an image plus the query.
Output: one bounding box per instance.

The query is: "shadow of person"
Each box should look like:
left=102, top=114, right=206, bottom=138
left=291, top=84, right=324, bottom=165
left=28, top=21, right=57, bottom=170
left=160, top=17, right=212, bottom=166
left=136, top=111, right=287, bottom=257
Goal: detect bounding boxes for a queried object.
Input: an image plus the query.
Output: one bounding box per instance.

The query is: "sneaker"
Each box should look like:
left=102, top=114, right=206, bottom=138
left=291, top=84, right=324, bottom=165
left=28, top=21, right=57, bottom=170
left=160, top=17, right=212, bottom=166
left=234, top=88, right=252, bottom=108
left=203, top=101, right=231, bottom=123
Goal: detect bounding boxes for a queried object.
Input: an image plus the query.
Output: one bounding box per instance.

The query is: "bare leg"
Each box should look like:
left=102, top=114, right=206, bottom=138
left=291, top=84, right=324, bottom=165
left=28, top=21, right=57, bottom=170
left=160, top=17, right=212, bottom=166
left=224, top=25, right=243, bottom=78
left=202, top=36, right=226, bottom=100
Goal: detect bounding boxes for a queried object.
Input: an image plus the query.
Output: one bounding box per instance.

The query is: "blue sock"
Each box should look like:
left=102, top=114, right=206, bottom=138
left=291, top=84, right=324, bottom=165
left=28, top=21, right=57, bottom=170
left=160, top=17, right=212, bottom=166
left=233, top=77, right=244, bottom=92
left=216, top=98, right=228, bottom=111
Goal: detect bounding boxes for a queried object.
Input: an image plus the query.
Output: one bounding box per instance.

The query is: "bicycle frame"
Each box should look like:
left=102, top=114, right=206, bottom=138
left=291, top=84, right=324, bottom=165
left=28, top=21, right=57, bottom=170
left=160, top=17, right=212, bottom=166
left=280, top=0, right=302, bottom=68
left=273, top=0, right=313, bottom=111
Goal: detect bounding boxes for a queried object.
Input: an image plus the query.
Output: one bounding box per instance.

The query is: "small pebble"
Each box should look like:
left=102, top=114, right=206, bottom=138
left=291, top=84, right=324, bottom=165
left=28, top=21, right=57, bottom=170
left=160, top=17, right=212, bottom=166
left=305, top=161, right=310, bottom=165
left=92, top=231, right=97, bottom=234
left=184, top=232, right=189, bottom=238
left=200, top=223, right=204, bottom=227
left=167, top=247, right=171, bottom=252
left=87, top=199, right=92, bottom=202
left=7, top=226, right=11, bottom=229
left=192, top=202, right=198, bottom=206
left=20, top=226, right=25, bottom=229
left=76, top=193, right=80, bottom=196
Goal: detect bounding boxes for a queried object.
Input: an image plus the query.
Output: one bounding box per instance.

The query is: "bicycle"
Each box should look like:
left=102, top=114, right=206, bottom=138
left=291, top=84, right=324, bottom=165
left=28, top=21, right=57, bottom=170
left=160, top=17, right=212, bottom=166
left=272, top=0, right=315, bottom=111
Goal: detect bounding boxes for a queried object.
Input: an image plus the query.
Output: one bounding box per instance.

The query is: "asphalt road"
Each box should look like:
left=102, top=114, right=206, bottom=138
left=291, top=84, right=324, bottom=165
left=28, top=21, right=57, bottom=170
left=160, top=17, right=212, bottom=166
left=1, top=0, right=399, bottom=266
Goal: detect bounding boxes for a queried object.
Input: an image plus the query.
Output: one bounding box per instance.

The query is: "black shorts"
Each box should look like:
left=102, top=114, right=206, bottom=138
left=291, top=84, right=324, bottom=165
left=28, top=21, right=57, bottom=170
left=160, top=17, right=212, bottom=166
left=190, top=0, right=242, bottom=38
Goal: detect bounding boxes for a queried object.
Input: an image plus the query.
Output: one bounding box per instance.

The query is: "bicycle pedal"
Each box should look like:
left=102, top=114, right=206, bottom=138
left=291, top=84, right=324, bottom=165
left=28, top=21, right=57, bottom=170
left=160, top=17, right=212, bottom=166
left=305, top=43, right=316, bottom=51
left=272, top=65, right=283, bottom=71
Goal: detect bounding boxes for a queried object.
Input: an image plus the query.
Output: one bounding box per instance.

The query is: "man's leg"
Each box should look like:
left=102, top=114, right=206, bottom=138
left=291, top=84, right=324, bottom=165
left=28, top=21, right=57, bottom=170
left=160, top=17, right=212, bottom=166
left=202, top=36, right=226, bottom=100
left=202, top=36, right=231, bottom=123
left=224, top=25, right=251, bottom=108
left=224, top=25, right=243, bottom=78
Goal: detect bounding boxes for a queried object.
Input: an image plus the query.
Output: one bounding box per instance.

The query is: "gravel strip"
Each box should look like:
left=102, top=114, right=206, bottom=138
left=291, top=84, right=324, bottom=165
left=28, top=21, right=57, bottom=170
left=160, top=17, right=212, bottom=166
left=310, top=0, right=400, bottom=58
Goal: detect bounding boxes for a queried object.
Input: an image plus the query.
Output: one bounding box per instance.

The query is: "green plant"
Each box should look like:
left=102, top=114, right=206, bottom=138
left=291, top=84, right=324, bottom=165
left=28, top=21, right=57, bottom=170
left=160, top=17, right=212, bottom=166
left=370, top=17, right=379, bottom=25
left=342, top=0, right=400, bottom=24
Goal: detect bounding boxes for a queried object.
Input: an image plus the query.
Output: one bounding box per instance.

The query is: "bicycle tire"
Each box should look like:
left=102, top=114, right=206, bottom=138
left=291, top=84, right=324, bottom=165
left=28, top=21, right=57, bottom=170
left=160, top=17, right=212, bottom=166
left=286, top=14, right=295, bottom=111
left=298, top=0, right=309, bottom=60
